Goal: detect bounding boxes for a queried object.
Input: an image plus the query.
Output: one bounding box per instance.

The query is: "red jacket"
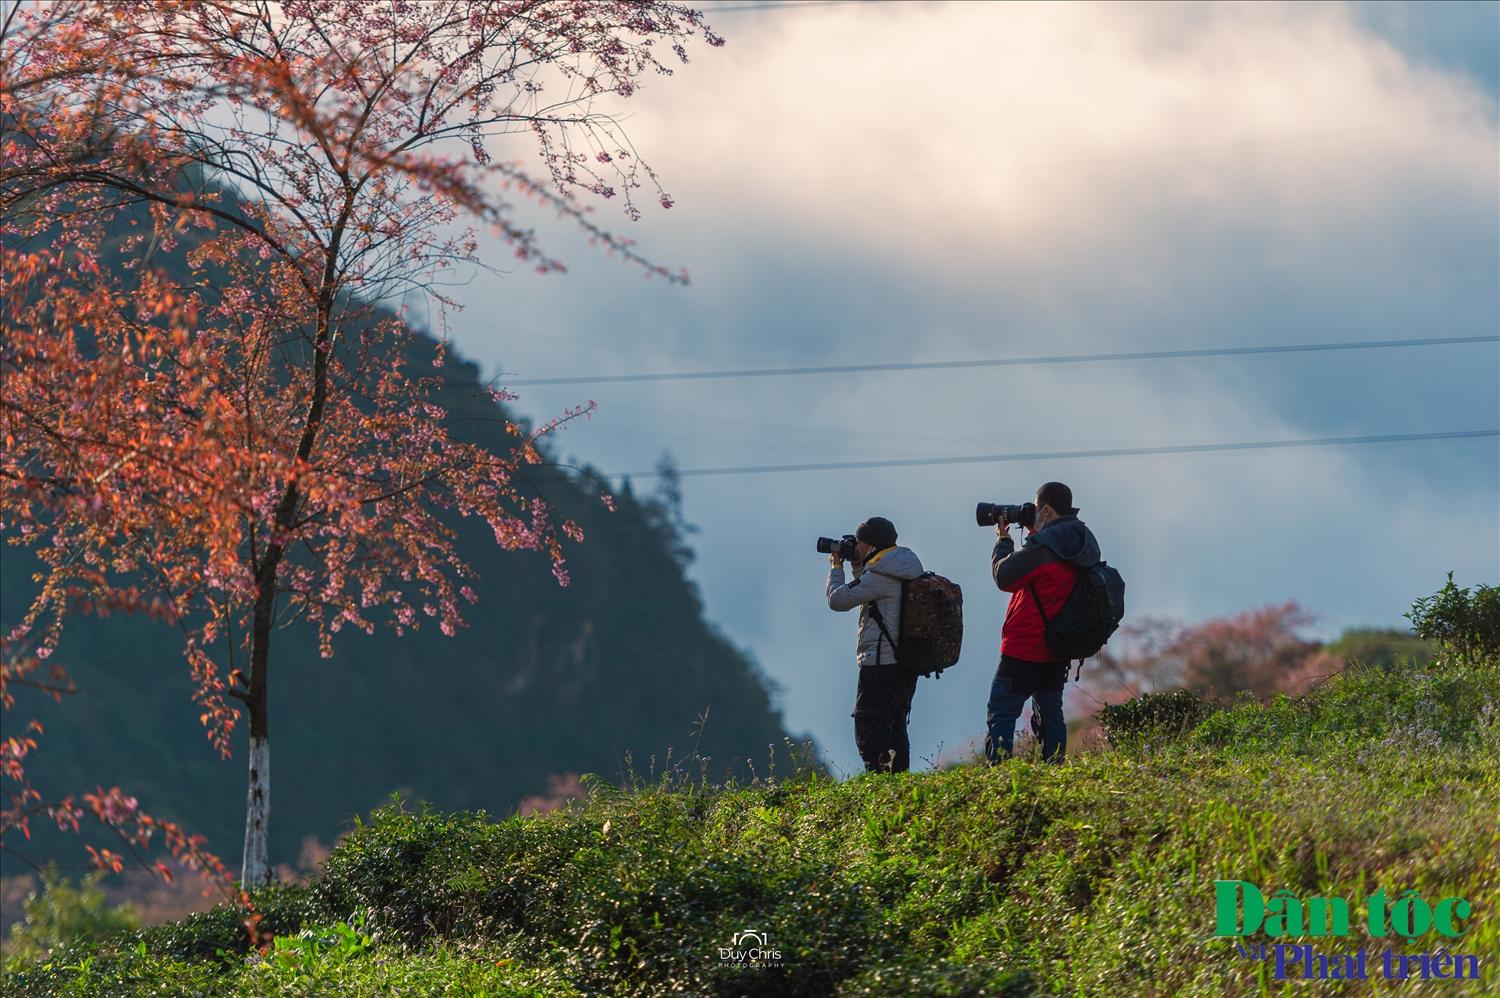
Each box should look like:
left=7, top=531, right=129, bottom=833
left=991, top=516, right=1100, bottom=662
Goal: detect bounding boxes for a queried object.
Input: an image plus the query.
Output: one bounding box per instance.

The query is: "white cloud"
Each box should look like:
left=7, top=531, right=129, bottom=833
left=612, top=1, right=1496, bottom=286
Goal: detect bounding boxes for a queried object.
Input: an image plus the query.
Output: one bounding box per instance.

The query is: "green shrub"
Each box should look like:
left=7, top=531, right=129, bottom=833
left=1406, top=572, right=1500, bottom=660
left=3, top=868, right=139, bottom=964
left=835, top=956, right=1038, bottom=996
left=134, top=882, right=316, bottom=963
left=1, top=937, right=578, bottom=997
left=309, top=802, right=563, bottom=947
left=308, top=792, right=906, bottom=995
left=231, top=940, right=585, bottom=997
left=252, top=914, right=372, bottom=979
left=1096, top=689, right=1215, bottom=748
left=1, top=940, right=221, bottom=998
left=1193, top=654, right=1496, bottom=755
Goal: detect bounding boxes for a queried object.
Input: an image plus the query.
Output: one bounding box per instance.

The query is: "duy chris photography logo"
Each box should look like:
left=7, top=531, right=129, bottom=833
left=719, top=927, right=784, bottom=969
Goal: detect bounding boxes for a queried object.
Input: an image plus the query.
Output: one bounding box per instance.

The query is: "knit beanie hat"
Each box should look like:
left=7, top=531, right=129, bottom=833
left=854, top=516, right=898, bottom=549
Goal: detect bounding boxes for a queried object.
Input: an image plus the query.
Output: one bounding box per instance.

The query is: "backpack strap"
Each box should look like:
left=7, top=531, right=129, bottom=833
left=1031, top=582, right=1084, bottom=681
left=1026, top=582, right=1051, bottom=627
left=867, top=595, right=899, bottom=666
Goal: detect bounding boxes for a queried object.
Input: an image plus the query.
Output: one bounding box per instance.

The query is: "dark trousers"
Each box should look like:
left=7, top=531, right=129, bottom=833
left=851, top=664, right=918, bottom=773
left=984, top=655, right=1068, bottom=763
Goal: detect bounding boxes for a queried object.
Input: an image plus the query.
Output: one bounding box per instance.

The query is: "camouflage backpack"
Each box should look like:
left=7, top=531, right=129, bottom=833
left=869, top=572, right=964, bottom=679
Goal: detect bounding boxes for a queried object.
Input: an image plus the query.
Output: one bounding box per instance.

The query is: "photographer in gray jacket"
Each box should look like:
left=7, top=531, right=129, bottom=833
left=825, top=516, right=925, bottom=772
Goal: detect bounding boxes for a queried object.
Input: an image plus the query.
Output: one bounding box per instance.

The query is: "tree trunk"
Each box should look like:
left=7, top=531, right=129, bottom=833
left=238, top=205, right=341, bottom=886
left=241, top=582, right=276, bottom=886
left=240, top=728, right=271, bottom=886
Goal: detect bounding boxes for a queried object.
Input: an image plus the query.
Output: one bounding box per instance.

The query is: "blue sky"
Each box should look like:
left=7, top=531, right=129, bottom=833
left=442, top=1, right=1499, bottom=774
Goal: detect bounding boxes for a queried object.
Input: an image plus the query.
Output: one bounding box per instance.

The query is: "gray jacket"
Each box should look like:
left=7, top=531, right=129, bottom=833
left=826, top=546, right=924, bottom=667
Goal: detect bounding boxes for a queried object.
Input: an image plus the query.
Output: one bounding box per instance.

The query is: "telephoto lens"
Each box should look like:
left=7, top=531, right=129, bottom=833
left=975, top=502, right=1036, bottom=528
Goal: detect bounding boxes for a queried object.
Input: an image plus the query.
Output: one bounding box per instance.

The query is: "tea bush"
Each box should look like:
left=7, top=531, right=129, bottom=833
left=1097, top=688, right=1216, bottom=748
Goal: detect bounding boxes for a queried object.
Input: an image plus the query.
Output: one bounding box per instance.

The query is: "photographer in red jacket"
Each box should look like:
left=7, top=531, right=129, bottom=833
left=986, top=482, right=1100, bottom=763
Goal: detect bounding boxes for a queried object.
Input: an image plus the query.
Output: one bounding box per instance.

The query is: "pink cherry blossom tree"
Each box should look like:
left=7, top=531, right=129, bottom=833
left=2, top=0, right=722, bottom=886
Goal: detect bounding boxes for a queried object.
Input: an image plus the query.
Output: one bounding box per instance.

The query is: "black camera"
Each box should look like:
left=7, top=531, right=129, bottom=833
left=975, top=501, right=1036, bottom=528
left=816, top=534, right=859, bottom=560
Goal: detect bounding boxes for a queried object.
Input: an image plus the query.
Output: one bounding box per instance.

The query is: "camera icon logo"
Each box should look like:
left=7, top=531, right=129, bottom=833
left=732, top=929, right=766, bottom=948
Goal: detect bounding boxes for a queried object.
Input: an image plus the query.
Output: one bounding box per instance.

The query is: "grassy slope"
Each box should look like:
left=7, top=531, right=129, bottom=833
left=5, top=655, right=1497, bottom=997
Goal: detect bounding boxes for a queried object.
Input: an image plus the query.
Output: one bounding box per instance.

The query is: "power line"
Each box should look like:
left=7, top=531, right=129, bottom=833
left=507, top=335, right=1499, bottom=387
left=612, top=429, right=1499, bottom=478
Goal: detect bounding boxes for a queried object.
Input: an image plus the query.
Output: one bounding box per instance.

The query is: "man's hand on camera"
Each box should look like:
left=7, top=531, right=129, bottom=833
left=829, top=552, right=843, bottom=568
left=995, top=520, right=1011, bottom=540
